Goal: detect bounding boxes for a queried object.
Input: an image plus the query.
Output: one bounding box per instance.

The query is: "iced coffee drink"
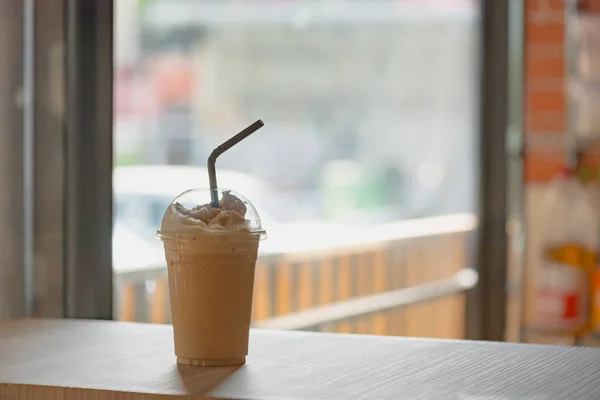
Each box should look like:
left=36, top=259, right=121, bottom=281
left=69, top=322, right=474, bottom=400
left=157, top=188, right=266, bottom=367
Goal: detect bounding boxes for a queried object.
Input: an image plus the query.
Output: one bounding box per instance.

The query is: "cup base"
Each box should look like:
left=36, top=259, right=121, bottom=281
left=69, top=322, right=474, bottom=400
left=177, top=356, right=246, bottom=367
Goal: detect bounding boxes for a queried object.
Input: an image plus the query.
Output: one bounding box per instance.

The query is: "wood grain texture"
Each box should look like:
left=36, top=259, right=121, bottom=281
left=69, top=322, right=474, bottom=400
left=3, top=319, right=600, bottom=399
left=0, top=319, right=236, bottom=400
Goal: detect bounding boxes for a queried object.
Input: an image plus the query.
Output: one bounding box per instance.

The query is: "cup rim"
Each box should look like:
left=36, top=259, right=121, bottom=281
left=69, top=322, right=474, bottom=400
left=156, top=229, right=267, bottom=242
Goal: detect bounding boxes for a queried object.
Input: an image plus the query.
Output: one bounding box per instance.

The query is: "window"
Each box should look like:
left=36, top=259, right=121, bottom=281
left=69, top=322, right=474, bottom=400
left=0, top=0, right=512, bottom=340
left=114, top=0, right=480, bottom=336
left=113, top=0, right=482, bottom=339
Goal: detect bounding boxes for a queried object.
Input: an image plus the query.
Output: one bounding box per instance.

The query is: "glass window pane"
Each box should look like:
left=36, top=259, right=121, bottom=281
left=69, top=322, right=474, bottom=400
left=114, top=0, right=481, bottom=338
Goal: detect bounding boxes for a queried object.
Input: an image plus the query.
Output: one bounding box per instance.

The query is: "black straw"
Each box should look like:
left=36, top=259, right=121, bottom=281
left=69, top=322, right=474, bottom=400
left=208, top=119, right=264, bottom=207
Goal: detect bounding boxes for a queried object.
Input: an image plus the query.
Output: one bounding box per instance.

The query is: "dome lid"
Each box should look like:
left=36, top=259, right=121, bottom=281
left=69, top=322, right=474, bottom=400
left=156, top=188, right=266, bottom=241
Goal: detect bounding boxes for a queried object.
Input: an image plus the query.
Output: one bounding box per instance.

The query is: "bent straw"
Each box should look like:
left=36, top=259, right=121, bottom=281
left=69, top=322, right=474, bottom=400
left=208, top=119, right=265, bottom=207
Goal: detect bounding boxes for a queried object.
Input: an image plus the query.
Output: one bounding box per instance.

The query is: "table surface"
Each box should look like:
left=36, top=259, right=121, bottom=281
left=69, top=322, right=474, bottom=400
left=1, top=319, right=600, bottom=400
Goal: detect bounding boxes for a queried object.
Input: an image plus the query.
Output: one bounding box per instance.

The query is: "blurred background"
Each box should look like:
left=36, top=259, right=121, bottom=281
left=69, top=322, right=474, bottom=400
left=112, top=0, right=479, bottom=340
left=5, top=0, right=600, bottom=347
left=114, top=0, right=478, bottom=224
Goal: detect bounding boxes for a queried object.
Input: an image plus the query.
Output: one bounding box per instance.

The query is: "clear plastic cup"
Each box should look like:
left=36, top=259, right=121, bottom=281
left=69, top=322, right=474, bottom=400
left=156, top=188, right=266, bottom=367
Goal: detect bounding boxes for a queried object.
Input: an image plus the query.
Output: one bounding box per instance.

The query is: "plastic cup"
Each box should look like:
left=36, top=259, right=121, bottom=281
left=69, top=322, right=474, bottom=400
left=156, top=188, right=266, bottom=367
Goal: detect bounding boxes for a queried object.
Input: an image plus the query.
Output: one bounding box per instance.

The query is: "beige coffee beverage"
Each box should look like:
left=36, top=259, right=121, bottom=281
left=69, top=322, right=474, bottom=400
left=157, top=189, right=266, bottom=367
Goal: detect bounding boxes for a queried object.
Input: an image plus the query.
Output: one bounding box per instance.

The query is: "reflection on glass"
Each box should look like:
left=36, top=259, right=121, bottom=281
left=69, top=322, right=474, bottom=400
left=113, top=0, right=480, bottom=339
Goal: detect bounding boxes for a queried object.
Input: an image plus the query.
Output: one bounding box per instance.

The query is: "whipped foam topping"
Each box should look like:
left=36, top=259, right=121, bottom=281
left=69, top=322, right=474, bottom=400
left=161, top=191, right=253, bottom=234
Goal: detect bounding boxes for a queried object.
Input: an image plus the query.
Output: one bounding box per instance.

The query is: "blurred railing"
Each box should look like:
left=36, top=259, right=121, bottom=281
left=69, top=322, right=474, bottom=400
left=255, top=268, right=478, bottom=332
left=115, top=213, right=477, bottom=339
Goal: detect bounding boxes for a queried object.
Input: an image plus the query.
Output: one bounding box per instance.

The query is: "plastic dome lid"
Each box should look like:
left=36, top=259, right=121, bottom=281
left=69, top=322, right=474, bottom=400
left=156, top=188, right=266, bottom=241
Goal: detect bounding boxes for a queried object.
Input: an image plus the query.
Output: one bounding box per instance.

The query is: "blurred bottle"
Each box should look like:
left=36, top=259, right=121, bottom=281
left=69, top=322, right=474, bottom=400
left=576, top=14, right=600, bottom=82
left=586, top=167, right=600, bottom=335
left=574, top=14, right=600, bottom=139
left=533, top=167, right=598, bottom=334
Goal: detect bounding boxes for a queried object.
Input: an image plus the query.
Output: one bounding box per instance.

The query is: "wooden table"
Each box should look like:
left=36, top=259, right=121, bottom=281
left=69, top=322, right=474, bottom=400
left=2, top=319, right=600, bottom=399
